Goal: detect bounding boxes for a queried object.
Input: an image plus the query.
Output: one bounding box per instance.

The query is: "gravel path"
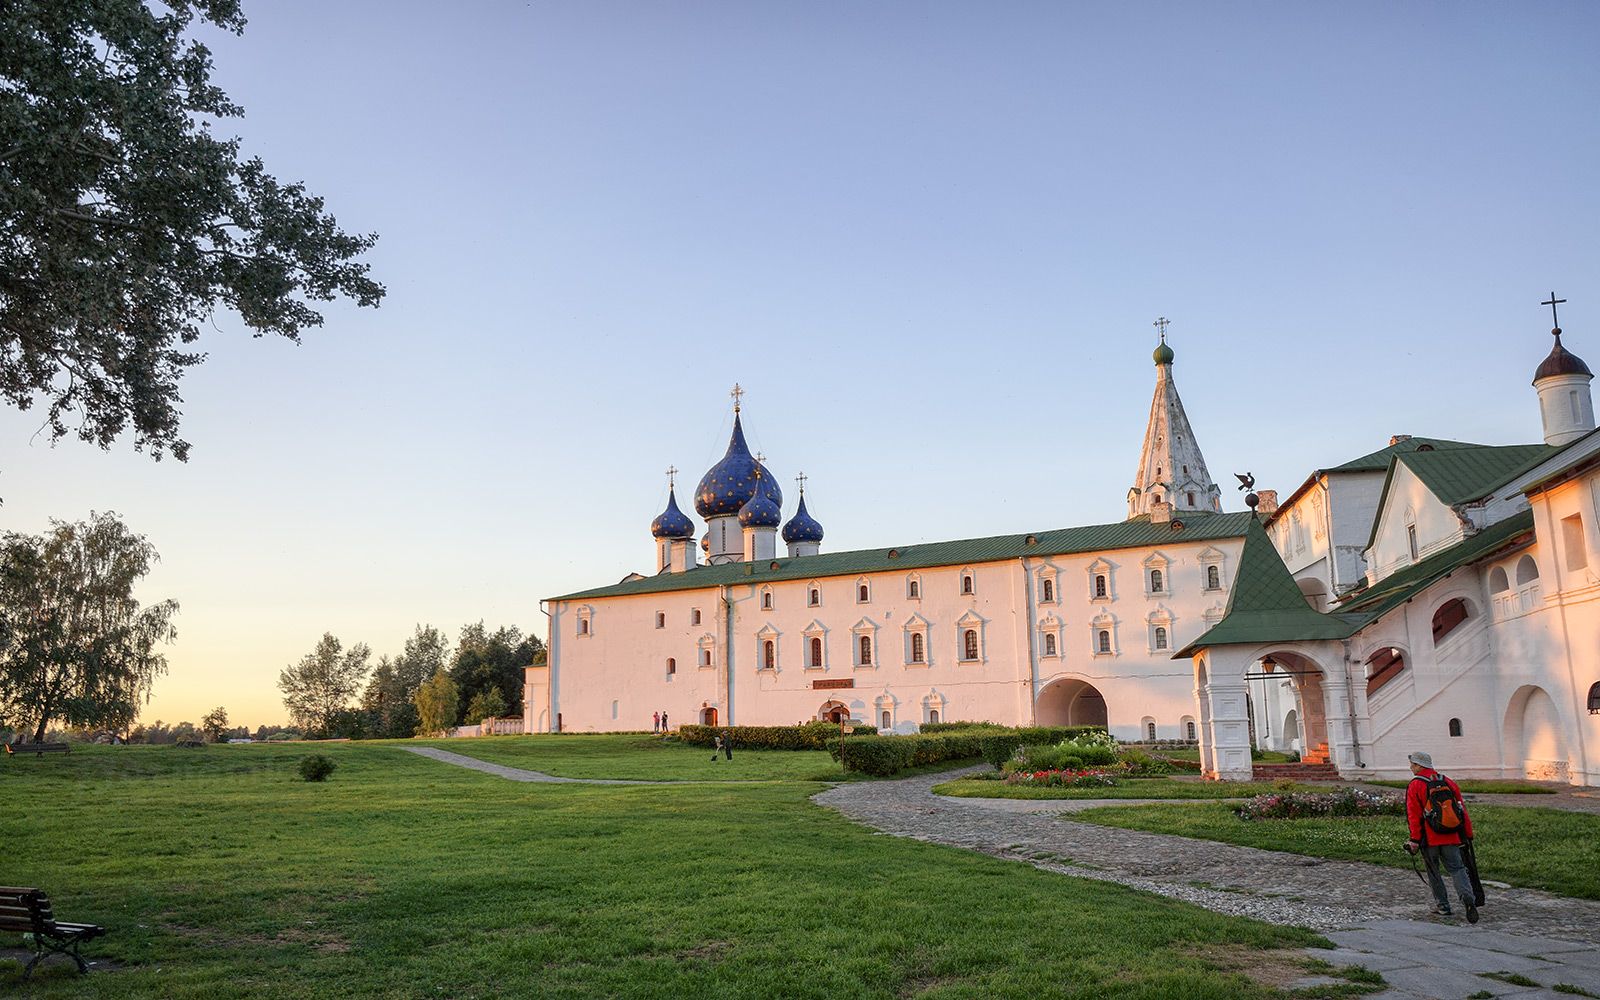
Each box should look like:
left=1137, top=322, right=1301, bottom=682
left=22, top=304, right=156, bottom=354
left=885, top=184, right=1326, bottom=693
left=398, top=746, right=665, bottom=783
left=810, top=765, right=1600, bottom=943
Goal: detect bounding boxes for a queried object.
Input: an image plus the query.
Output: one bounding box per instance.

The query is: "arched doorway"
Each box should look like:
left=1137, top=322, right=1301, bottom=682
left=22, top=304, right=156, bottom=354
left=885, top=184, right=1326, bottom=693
left=818, top=700, right=848, bottom=724
left=1034, top=678, right=1108, bottom=727
left=1504, top=685, right=1570, bottom=781
left=701, top=707, right=718, bottom=726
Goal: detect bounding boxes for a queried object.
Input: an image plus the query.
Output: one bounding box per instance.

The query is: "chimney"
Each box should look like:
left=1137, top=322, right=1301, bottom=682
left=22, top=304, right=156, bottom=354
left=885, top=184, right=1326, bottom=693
left=1389, top=435, right=1411, bottom=446
left=1255, top=490, right=1278, bottom=515
left=1149, top=500, right=1172, bottom=524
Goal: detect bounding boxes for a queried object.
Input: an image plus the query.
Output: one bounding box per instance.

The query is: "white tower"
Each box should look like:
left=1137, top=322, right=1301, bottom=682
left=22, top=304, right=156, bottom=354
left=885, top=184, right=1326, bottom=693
left=1128, top=319, right=1222, bottom=520
left=1533, top=294, right=1595, bottom=447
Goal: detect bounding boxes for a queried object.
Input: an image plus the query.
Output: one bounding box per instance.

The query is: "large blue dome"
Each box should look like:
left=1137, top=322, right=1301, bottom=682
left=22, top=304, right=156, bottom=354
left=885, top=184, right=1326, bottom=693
left=695, top=413, right=782, bottom=516
left=782, top=493, right=824, bottom=544
left=651, top=487, right=695, bottom=539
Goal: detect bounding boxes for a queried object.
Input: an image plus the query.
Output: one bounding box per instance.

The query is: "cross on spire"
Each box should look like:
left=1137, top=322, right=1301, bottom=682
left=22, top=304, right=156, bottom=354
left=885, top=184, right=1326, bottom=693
left=795, top=471, right=807, bottom=494
left=665, top=465, right=678, bottom=488
left=1154, top=316, right=1170, bottom=341
left=1543, top=292, right=1567, bottom=334
left=730, top=383, right=744, bottom=411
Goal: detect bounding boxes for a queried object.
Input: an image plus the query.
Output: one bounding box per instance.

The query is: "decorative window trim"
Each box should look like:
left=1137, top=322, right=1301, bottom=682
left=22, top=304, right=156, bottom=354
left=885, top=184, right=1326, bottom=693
left=755, top=624, right=781, bottom=671
left=806, top=581, right=822, bottom=608
left=1038, top=614, right=1062, bottom=659
left=1203, top=601, right=1226, bottom=625
left=1090, top=611, right=1118, bottom=657
left=802, top=620, right=828, bottom=670
left=1087, top=558, right=1115, bottom=602
left=922, top=689, right=947, bottom=725
left=691, top=607, right=702, bottom=626
left=851, top=618, right=878, bottom=668
left=1182, top=716, right=1197, bottom=741
left=1141, top=716, right=1157, bottom=741
left=760, top=586, right=774, bottom=611
left=956, top=610, right=986, bottom=664
left=576, top=605, right=593, bottom=637
left=855, top=577, right=872, bottom=604
left=1142, top=550, right=1171, bottom=598
left=1146, top=605, right=1175, bottom=654
left=902, top=613, right=932, bottom=667
left=958, top=566, right=977, bottom=597
left=1198, top=546, right=1227, bottom=592
left=697, top=634, right=717, bottom=669
left=1037, top=569, right=1058, bottom=605
left=905, top=573, right=922, bottom=601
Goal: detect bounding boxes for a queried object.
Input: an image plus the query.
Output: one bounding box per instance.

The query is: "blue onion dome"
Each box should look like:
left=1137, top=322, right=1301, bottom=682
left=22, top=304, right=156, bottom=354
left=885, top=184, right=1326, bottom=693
left=651, top=487, right=695, bottom=539
left=694, top=413, right=782, bottom=516
left=1153, top=338, right=1175, bottom=365
left=1534, top=328, right=1591, bottom=383
left=782, top=493, right=825, bottom=544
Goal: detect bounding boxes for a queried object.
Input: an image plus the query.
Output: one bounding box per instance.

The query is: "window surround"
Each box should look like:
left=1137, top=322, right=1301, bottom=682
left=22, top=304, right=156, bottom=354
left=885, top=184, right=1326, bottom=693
left=906, top=574, right=922, bottom=601
left=1038, top=614, right=1062, bottom=659
left=576, top=605, right=593, bottom=637
left=902, top=613, right=931, bottom=667
left=1142, top=550, right=1171, bottom=598
left=1141, top=717, right=1157, bottom=741
left=1181, top=716, right=1197, bottom=741
left=697, top=634, right=716, bottom=669
left=1087, top=558, right=1114, bottom=602
left=755, top=624, right=781, bottom=671
left=1198, top=546, right=1226, bottom=592
left=956, top=610, right=986, bottom=663
left=851, top=618, right=878, bottom=669
left=692, top=607, right=702, bottom=626
left=856, top=577, right=872, bottom=604
left=958, top=567, right=976, bottom=596
left=806, top=581, right=822, bottom=608
left=922, top=689, right=947, bottom=725
left=801, top=620, right=828, bottom=670
left=760, top=586, right=774, bottom=611
left=1090, top=611, right=1118, bottom=656
left=1037, top=568, right=1058, bottom=604
left=1146, top=605, right=1175, bottom=654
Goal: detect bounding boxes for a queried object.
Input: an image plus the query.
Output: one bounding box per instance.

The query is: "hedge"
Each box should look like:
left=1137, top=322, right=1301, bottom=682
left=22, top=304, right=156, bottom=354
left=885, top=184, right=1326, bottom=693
left=825, top=732, right=986, bottom=775
left=676, top=722, right=877, bottom=750
left=980, top=726, right=1108, bottom=769
left=918, top=721, right=1005, bottom=734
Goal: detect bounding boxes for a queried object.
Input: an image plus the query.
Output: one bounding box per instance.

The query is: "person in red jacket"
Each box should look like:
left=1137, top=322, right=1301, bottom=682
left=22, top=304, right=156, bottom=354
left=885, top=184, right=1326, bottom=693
left=1404, top=750, right=1478, bottom=922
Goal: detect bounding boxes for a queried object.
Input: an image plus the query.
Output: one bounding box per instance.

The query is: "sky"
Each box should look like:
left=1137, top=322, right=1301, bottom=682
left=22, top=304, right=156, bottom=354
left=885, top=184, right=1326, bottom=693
left=5, top=1, right=1600, bottom=729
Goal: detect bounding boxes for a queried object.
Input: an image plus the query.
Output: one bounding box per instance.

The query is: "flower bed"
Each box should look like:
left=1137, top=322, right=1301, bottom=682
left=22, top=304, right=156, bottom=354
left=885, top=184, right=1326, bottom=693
left=1002, top=768, right=1119, bottom=789
left=1234, top=786, right=1402, bottom=821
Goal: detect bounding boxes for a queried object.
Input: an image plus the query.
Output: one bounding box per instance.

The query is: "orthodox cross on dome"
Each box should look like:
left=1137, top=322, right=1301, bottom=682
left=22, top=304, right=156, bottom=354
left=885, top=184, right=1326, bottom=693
left=1154, top=316, right=1170, bottom=341
left=729, top=383, right=744, bottom=411
left=795, top=471, right=808, bottom=494
left=665, top=465, right=678, bottom=488
left=1543, top=292, right=1567, bottom=334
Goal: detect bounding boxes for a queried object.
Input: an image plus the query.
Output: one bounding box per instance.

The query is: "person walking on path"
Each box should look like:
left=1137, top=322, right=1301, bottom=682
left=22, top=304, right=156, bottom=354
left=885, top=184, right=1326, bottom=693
left=1404, top=750, right=1478, bottom=923
left=722, top=731, right=733, bottom=760
left=653, top=711, right=660, bottom=733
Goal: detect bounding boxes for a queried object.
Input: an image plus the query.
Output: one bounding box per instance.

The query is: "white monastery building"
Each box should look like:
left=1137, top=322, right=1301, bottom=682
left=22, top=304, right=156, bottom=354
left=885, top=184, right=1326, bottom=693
left=529, top=309, right=1600, bottom=787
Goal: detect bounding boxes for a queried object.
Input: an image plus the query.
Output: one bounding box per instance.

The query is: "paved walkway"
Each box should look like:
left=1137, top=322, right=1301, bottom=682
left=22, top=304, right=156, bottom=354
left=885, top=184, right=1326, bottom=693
left=404, top=748, right=1600, bottom=998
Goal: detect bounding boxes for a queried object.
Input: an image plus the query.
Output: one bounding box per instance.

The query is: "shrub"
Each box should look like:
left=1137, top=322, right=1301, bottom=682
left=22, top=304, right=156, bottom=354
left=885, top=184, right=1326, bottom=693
left=919, top=721, right=1004, bottom=734
left=1118, top=748, right=1174, bottom=776
left=826, top=732, right=985, bottom=775
left=677, top=722, right=877, bottom=750
left=979, top=734, right=1023, bottom=769
left=1234, top=787, right=1401, bottom=821
left=1003, top=768, right=1119, bottom=789
left=299, top=754, right=337, bottom=782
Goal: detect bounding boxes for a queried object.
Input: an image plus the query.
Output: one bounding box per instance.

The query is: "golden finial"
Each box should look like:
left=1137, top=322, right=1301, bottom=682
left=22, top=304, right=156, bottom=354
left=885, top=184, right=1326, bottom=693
left=665, top=465, right=678, bottom=488
left=730, top=383, right=744, bottom=411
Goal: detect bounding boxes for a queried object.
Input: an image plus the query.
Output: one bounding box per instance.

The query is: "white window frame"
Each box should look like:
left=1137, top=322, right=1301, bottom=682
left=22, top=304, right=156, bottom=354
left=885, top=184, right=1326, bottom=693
left=1147, top=605, right=1175, bottom=655
left=1090, top=611, right=1118, bottom=657
left=806, top=581, right=822, bottom=608
left=576, top=605, right=593, bottom=637
left=1198, top=546, right=1226, bottom=592
left=1087, top=558, right=1114, bottom=602
left=697, top=634, right=716, bottom=669
left=855, top=577, right=872, bottom=604
left=906, top=573, right=922, bottom=601
left=755, top=624, right=780, bottom=671
left=956, top=610, right=986, bottom=663
left=1143, top=550, right=1171, bottom=598
left=760, top=585, right=774, bottom=611
left=801, top=620, right=829, bottom=670
left=1038, top=614, right=1062, bottom=659
left=902, top=613, right=931, bottom=667
left=851, top=618, right=878, bottom=668
left=958, top=566, right=977, bottom=597
left=922, top=690, right=947, bottom=725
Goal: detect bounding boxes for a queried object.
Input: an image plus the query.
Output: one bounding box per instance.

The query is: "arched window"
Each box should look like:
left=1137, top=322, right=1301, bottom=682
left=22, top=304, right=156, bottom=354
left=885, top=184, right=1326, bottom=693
left=579, top=620, right=589, bottom=635
left=1185, top=720, right=1197, bottom=740
left=1097, top=630, right=1111, bottom=653
left=1588, top=681, right=1600, bottom=715
left=858, top=584, right=869, bottom=603
left=962, top=575, right=973, bottom=595
left=1489, top=566, right=1510, bottom=594
left=1365, top=646, right=1405, bottom=696
left=1432, top=598, right=1469, bottom=644
left=1150, top=569, right=1163, bottom=593
left=1516, top=555, right=1540, bottom=584
left=809, top=588, right=820, bottom=606
left=1448, top=718, right=1463, bottom=737
left=701, top=648, right=711, bottom=666
left=692, top=608, right=702, bottom=625
left=763, top=640, right=775, bottom=669
left=908, top=580, right=919, bottom=599
left=1207, top=565, right=1220, bottom=590
left=929, top=709, right=940, bottom=724
left=1043, top=633, right=1057, bottom=656
left=859, top=635, right=872, bottom=665
left=762, top=592, right=772, bottom=610
left=881, top=710, right=891, bottom=728
left=911, top=633, right=925, bottom=663
left=1042, top=579, right=1054, bottom=603
left=1146, top=720, right=1157, bottom=740
left=1186, top=492, right=1195, bottom=506
left=810, top=636, right=822, bottom=667
left=963, top=629, right=979, bottom=660
left=655, top=612, right=665, bottom=628
left=1154, top=626, right=1168, bottom=650
left=1095, top=574, right=1107, bottom=598
left=666, top=657, right=675, bottom=675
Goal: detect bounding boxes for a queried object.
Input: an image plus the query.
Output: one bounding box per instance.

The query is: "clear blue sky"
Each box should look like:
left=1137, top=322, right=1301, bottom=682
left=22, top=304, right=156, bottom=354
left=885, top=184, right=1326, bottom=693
left=4, top=1, right=1598, bottom=728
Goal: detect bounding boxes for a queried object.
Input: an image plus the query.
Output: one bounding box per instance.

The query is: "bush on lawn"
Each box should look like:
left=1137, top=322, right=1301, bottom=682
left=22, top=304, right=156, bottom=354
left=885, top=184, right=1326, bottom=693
left=919, top=721, right=1005, bottom=734
left=299, top=754, right=337, bottom=782
left=826, top=732, right=986, bottom=775
left=676, top=722, right=876, bottom=750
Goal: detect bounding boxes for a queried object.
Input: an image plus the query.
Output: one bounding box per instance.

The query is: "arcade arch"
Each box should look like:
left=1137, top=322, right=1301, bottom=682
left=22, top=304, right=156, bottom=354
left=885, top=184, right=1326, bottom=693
left=1034, top=677, right=1108, bottom=727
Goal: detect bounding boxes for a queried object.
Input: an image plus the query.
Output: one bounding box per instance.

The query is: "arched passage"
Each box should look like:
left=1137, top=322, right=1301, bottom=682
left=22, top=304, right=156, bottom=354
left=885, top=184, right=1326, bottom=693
left=1034, top=678, right=1108, bottom=727
left=1503, top=685, right=1570, bottom=781
left=818, top=700, right=849, bottom=724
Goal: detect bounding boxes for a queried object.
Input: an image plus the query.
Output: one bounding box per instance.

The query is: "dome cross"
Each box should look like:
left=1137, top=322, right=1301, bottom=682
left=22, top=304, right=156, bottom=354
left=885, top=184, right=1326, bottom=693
left=795, top=470, right=807, bottom=494
left=1543, top=292, right=1567, bottom=335
left=665, top=465, right=678, bottom=488
left=1154, top=316, right=1170, bottom=341
left=729, top=383, right=744, bottom=411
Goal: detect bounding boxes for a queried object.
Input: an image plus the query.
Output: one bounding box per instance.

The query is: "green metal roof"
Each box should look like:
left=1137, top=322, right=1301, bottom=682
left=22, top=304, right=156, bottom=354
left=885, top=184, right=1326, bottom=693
left=1327, top=437, right=1487, bottom=473
left=551, top=510, right=1258, bottom=602
left=1362, top=443, right=1553, bottom=551
left=1334, top=509, right=1535, bottom=624
left=1173, top=517, right=1360, bottom=656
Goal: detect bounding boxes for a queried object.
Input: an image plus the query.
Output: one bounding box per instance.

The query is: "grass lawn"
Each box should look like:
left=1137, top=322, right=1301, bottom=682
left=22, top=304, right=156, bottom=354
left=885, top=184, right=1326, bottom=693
left=1153, top=749, right=1295, bottom=764
left=1363, top=779, right=1557, bottom=795
left=931, top=777, right=1336, bottom=800
left=1070, top=802, right=1600, bottom=900
left=409, top=733, right=846, bottom=781
left=0, top=743, right=1369, bottom=999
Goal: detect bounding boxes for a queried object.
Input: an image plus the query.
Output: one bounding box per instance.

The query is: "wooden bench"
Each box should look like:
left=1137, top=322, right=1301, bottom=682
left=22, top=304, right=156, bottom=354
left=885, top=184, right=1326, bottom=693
left=4, top=742, right=70, bottom=756
left=0, top=887, right=105, bottom=980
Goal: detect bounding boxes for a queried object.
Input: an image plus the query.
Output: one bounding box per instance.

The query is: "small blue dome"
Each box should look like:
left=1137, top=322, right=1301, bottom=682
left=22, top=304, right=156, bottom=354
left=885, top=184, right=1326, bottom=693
left=651, top=487, right=695, bottom=539
left=695, top=413, right=781, bottom=517
left=782, top=493, right=824, bottom=544
left=738, top=486, right=782, bottom=528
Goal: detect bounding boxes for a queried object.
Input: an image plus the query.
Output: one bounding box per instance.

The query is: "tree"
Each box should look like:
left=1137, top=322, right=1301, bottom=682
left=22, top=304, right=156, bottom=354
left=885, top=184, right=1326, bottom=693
left=0, top=511, right=178, bottom=741
left=0, top=1, right=384, bottom=463
left=201, top=705, right=229, bottom=742
left=278, top=633, right=369, bottom=737
left=448, top=622, right=541, bottom=725
left=413, top=669, right=458, bottom=738
left=462, top=688, right=507, bottom=726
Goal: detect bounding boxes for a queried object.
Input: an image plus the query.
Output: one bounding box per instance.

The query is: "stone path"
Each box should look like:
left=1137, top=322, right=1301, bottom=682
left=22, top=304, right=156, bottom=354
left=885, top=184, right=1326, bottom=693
left=404, top=748, right=1600, bottom=998
left=813, top=767, right=1600, bottom=999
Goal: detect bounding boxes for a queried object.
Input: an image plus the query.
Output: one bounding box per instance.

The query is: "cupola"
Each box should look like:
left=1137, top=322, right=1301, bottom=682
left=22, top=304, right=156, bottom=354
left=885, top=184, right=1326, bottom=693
left=782, top=485, right=825, bottom=557
left=696, top=385, right=781, bottom=564
left=651, top=475, right=700, bottom=574
left=651, top=487, right=695, bottom=539
left=1532, top=295, right=1595, bottom=447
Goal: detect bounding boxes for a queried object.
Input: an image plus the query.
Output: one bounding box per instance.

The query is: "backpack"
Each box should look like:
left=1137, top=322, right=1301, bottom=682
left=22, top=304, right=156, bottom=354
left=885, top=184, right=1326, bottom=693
left=1418, top=774, right=1466, bottom=836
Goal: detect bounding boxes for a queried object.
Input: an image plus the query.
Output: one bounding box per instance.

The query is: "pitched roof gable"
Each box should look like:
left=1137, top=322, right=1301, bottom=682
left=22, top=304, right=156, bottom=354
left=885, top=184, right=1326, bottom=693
left=1364, top=443, right=1554, bottom=551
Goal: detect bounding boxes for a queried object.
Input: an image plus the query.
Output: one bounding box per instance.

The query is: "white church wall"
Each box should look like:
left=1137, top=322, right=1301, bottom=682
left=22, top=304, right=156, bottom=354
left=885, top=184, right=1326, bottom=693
left=1366, top=464, right=1467, bottom=585
left=1327, top=471, right=1387, bottom=592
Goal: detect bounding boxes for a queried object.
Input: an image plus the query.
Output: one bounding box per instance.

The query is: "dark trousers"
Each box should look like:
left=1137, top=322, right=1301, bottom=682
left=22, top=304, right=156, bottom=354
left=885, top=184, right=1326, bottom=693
left=1423, top=843, right=1474, bottom=909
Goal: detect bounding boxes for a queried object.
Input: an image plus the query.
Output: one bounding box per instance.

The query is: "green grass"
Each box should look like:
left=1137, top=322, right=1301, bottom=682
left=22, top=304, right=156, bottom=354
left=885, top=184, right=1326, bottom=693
left=409, top=732, right=847, bottom=781
left=0, top=743, right=1353, bottom=999
left=1069, top=801, right=1600, bottom=900
left=1364, top=778, right=1556, bottom=794
left=1150, top=749, right=1295, bottom=763
left=932, top=777, right=1335, bottom=800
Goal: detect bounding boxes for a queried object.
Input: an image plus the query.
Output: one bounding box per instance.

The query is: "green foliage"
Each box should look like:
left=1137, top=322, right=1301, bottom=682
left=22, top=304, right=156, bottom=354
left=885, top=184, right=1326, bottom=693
left=462, top=687, right=508, bottom=726
left=980, top=734, right=1023, bottom=768
left=277, top=633, right=370, bottom=737
left=0, top=0, right=384, bottom=462
left=449, top=621, right=540, bottom=724
left=200, top=706, right=229, bottom=743
left=413, top=669, right=458, bottom=737
left=919, top=720, right=1004, bottom=734
left=826, top=733, right=984, bottom=776
left=935, top=777, right=1336, bottom=800
left=0, top=511, right=178, bottom=741
left=298, top=753, right=336, bottom=782
left=677, top=722, right=876, bottom=750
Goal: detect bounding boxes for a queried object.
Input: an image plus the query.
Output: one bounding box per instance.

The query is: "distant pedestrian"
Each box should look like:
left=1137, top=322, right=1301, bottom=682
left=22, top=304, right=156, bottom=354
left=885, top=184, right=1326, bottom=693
left=722, top=731, right=733, bottom=760
left=653, top=711, right=660, bottom=733
left=661, top=711, right=668, bottom=732
left=711, top=735, right=723, bottom=762
left=1404, top=750, right=1479, bottom=922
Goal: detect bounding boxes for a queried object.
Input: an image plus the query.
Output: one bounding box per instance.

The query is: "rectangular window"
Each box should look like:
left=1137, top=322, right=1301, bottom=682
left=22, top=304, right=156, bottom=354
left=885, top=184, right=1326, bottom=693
left=1563, top=514, right=1589, bottom=572
left=1407, top=524, right=1418, bottom=560
left=692, top=608, right=702, bottom=625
